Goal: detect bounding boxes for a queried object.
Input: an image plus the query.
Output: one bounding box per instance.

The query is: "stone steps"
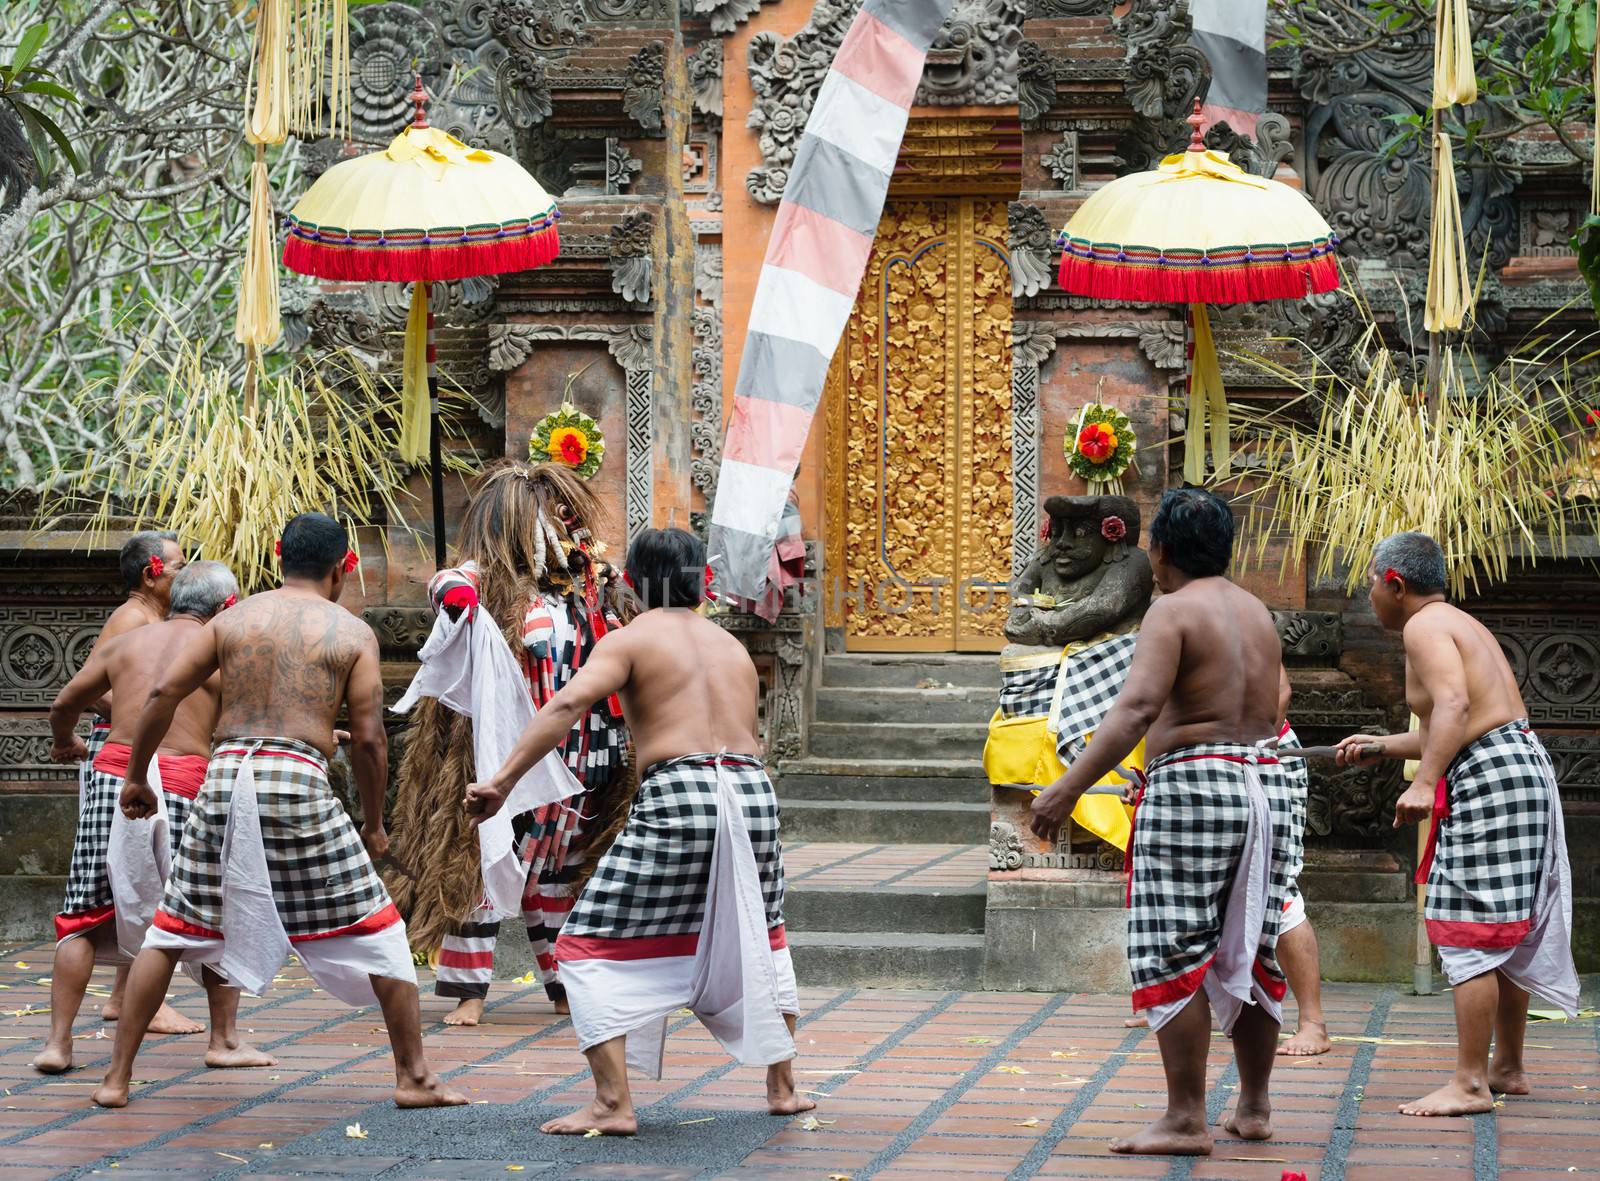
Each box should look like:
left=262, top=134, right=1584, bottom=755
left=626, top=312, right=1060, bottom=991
left=814, top=685, right=996, bottom=724
left=785, top=884, right=986, bottom=935
left=787, top=930, right=986, bottom=990
left=777, top=767, right=988, bottom=804
left=821, top=653, right=1001, bottom=690
left=808, top=721, right=992, bottom=761
left=780, top=799, right=991, bottom=843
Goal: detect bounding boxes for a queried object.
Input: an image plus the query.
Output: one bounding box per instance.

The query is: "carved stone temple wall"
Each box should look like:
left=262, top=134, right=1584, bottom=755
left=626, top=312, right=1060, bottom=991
left=2, top=0, right=1597, bottom=977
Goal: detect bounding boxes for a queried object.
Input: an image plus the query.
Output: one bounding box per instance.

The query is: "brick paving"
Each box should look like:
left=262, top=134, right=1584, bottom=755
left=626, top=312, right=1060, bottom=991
left=0, top=946, right=1594, bottom=1180
left=783, top=843, right=989, bottom=889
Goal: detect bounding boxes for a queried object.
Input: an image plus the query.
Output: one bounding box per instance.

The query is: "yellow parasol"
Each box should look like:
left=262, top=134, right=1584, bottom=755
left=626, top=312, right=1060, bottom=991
left=1056, top=100, right=1340, bottom=484
left=281, top=76, right=560, bottom=563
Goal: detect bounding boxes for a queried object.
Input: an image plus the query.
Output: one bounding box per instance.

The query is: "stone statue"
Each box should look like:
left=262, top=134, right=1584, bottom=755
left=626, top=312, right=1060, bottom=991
left=1005, top=495, right=1153, bottom=648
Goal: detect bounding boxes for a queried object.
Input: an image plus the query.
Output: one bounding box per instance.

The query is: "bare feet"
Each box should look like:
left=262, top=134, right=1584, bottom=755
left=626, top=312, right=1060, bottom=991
left=1488, top=1065, right=1530, bottom=1095
left=146, top=1003, right=204, bottom=1035
left=540, top=1097, right=637, bottom=1136
left=1124, top=1016, right=1149, bottom=1028
left=92, top=1081, right=129, bottom=1108
left=1110, top=1113, right=1213, bottom=1155
left=204, top=1043, right=278, bottom=1069
left=1222, top=1103, right=1273, bottom=1141
left=100, top=1001, right=119, bottom=1022
left=767, top=1074, right=817, bottom=1116
left=394, top=1072, right=469, bottom=1108
left=1400, top=1079, right=1494, bottom=1117
left=443, top=998, right=485, bottom=1027
left=551, top=997, right=571, bottom=1015
left=30, top=1043, right=73, bottom=1075
left=1278, top=1021, right=1331, bottom=1056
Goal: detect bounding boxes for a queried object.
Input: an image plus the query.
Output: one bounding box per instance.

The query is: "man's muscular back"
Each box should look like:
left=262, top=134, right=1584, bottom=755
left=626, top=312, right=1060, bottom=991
left=100, top=623, right=221, bottom=757
left=211, top=588, right=374, bottom=757
left=613, top=610, right=762, bottom=769
left=1405, top=602, right=1526, bottom=752
left=1147, top=578, right=1283, bottom=759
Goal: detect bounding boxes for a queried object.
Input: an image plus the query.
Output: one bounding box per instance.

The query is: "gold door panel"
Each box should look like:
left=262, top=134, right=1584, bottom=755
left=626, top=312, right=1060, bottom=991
left=823, top=198, right=1014, bottom=652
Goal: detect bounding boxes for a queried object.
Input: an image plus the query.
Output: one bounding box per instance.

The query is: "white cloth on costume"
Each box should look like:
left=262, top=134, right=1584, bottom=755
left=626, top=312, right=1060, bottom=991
left=105, top=755, right=171, bottom=959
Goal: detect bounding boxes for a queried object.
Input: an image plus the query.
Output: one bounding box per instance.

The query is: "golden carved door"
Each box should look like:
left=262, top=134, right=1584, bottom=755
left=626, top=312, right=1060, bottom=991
left=823, top=198, right=1014, bottom=652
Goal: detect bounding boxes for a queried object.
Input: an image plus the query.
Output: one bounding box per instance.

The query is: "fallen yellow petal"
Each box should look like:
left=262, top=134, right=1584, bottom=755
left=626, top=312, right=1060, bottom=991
left=507, top=1167, right=525, bottom=1173
left=14, top=963, right=28, bottom=970
left=829, top=1174, right=853, bottom=1180
left=258, top=1142, right=274, bottom=1149
left=345, top=1123, right=368, bottom=1140
left=1016, top=1117, right=1041, bottom=1128
left=799, top=1115, right=836, bottom=1131
left=677, top=1117, right=715, bottom=1126
left=993, top=1065, right=1027, bottom=1075
left=1049, top=1051, right=1076, bottom=1059
left=583, top=1128, right=603, bottom=1138
left=216, top=1152, right=248, bottom=1163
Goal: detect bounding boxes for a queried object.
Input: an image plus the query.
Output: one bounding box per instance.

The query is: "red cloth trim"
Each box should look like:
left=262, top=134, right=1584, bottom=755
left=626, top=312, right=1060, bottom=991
left=437, top=948, right=495, bottom=970
left=152, top=908, right=222, bottom=940
left=155, top=753, right=207, bottom=799
left=213, top=746, right=325, bottom=770
left=55, top=905, right=116, bottom=942
left=1413, top=777, right=1450, bottom=886
left=1253, top=958, right=1289, bottom=1001
left=1131, top=957, right=1213, bottom=1012
left=1056, top=250, right=1338, bottom=305
left=555, top=924, right=788, bottom=963
left=1426, top=917, right=1533, bottom=951
left=91, top=720, right=112, bottom=732
left=282, top=225, right=560, bottom=283
left=92, top=742, right=132, bottom=778
left=290, top=902, right=403, bottom=944
left=1278, top=721, right=1292, bottom=740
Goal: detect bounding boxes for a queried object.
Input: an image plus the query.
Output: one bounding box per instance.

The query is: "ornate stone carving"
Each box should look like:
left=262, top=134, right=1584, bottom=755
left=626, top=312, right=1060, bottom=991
left=687, top=38, right=723, bottom=126
left=691, top=0, right=778, bottom=36
left=1008, top=201, right=1053, bottom=300
left=490, top=0, right=593, bottom=55
left=1116, top=0, right=1205, bottom=123
left=920, top=0, right=1022, bottom=107
left=1017, top=38, right=1055, bottom=123
left=717, top=612, right=806, bottom=760
left=1274, top=611, right=1343, bottom=661
left=1010, top=324, right=1056, bottom=577
left=1026, top=0, right=1115, bottom=14
left=348, top=4, right=445, bottom=139
left=1007, top=496, right=1153, bottom=647
left=0, top=606, right=109, bottom=706
left=990, top=820, right=1024, bottom=871
left=606, top=138, right=642, bottom=193
left=608, top=212, right=654, bottom=306
left=363, top=607, right=434, bottom=656
left=0, top=716, right=91, bottom=782
left=691, top=304, right=724, bottom=507
left=1041, top=130, right=1078, bottom=189
left=1541, top=736, right=1600, bottom=808
left=623, top=41, right=666, bottom=135
left=1205, top=111, right=1294, bottom=180
left=693, top=242, right=723, bottom=307
left=1474, top=610, right=1600, bottom=726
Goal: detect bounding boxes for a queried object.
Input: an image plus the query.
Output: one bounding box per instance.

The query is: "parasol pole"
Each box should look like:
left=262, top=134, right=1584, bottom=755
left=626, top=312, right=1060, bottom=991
left=428, top=283, right=445, bottom=568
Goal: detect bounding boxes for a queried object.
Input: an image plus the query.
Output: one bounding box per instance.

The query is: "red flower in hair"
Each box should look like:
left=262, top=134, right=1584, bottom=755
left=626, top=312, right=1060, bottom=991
left=147, top=555, right=164, bottom=579
left=274, top=539, right=282, bottom=557
left=623, top=570, right=635, bottom=591
left=221, top=593, right=237, bottom=610
left=703, top=564, right=718, bottom=603
left=1039, top=520, right=1051, bottom=542
left=343, top=550, right=360, bottom=574
left=1101, top=515, right=1127, bottom=543
left=1588, top=408, right=1600, bottom=426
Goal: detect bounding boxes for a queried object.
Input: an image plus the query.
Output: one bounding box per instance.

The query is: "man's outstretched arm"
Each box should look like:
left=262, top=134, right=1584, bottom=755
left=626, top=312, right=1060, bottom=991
left=122, top=624, right=220, bottom=818
left=1030, top=598, right=1181, bottom=841
left=465, top=631, right=632, bottom=824
left=1392, top=616, right=1468, bottom=825
left=344, top=631, right=389, bottom=858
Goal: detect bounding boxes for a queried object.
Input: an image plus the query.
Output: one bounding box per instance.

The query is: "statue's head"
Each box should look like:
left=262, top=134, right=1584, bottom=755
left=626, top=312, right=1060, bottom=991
left=1041, top=494, right=1141, bottom=580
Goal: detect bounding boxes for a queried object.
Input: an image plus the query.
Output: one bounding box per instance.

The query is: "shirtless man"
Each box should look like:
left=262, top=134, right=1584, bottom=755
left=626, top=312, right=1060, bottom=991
left=92, top=512, right=464, bottom=1110
left=40, top=562, right=272, bottom=1075
left=465, top=526, right=812, bottom=1137
left=1336, top=531, right=1578, bottom=1117
left=56, top=530, right=201, bottom=1037
left=1031, top=489, right=1292, bottom=1156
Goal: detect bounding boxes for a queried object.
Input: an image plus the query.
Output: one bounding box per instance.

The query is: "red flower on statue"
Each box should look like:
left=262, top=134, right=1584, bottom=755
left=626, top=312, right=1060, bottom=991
left=1101, top=515, right=1127, bottom=543
left=1077, top=422, right=1117, bottom=464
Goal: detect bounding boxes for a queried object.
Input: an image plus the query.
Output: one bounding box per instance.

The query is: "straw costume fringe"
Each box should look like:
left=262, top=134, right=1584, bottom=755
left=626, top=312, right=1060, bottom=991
left=1425, top=131, right=1471, bottom=333
left=235, top=151, right=282, bottom=348
left=1431, top=0, right=1477, bottom=109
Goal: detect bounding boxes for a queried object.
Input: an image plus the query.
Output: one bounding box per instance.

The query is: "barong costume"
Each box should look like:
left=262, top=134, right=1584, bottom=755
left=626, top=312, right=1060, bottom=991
left=554, top=753, right=797, bottom=1080
left=1126, top=742, right=1293, bottom=1033
left=1277, top=722, right=1310, bottom=935
left=390, top=588, right=592, bottom=992
left=146, top=740, right=416, bottom=1006
left=1417, top=720, right=1579, bottom=1015
left=56, top=739, right=206, bottom=963
left=984, top=632, right=1143, bottom=850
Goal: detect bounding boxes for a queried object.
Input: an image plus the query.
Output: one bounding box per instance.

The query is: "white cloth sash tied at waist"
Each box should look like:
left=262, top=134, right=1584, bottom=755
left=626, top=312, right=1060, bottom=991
left=105, top=754, right=171, bottom=959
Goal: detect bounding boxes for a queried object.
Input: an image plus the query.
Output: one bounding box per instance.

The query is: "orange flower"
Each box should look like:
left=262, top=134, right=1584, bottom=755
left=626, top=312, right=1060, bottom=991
left=1077, top=422, right=1116, bottom=464
left=551, top=426, right=589, bottom=466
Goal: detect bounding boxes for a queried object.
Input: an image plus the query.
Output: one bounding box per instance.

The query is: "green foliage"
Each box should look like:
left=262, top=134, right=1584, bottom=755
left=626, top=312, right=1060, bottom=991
left=1571, top=215, right=1600, bottom=322
left=0, top=21, right=80, bottom=179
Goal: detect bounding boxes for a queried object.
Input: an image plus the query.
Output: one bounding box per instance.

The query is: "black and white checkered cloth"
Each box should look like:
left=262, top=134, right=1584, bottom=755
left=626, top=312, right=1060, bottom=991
left=1127, top=744, right=1292, bottom=1007
left=62, top=761, right=196, bottom=919
left=561, top=753, right=785, bottom=940
left=1426, top=720, right=1554, bottom=941
left=998, top=661, right=1057, bottom=720
left=162, top=739, right=390, bottom=939
left=1279, top=725, right=1309, bottom=914
left=1051, top=634, right=1138, bottom=761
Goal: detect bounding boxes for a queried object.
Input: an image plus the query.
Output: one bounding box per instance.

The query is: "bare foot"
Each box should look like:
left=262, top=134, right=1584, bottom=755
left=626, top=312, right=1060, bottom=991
left=540, top=1098, right=637, bottom=1136
left=1489, top=1065, right=1529, bottom=1096
left=1399, top=1080, right=1494, bottom=1117
left=394, top=1072, right=468, bottom=1108
left=92, top=1081, right=129, bottom=1108
left=767, top=1084, right=817, bottom=1116
left=1278, top=1021, right=1331, bottom=1056
left=147, top=1003, right=204, bottom=1035
left=204, top=1043, right=277, bottom=1069
left=551, top=997, right=571, bottom=1015
left=1110, top=1113, right=1213, bottom=1155
left=443, top=998, right=485, bottom=1027
left=100, top=1002, right=119, bottom=1022
left=30, top=1043, right=73, bottom=1075
left=1222, top=1104, right=1273, bottom=1141
left=1124, top=1016, right=1149, bottom=1028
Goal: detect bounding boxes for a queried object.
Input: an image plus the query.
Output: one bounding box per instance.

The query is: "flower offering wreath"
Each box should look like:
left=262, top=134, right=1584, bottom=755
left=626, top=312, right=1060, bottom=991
left=1067, top=401, right=1137, bottom=493
left=529, top=370, right=605, bottom=479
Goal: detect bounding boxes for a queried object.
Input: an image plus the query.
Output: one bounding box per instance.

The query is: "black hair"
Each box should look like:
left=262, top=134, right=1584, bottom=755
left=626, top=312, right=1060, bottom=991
left=119, top=530, right=177, bottom=590
left=280, top=512, right=349, bottom=580
left=1148, top=488, right=1234, bottom=578
left=1373, top=531, right=1447, bottom=595
left=624, top=527, right=706, bottom=611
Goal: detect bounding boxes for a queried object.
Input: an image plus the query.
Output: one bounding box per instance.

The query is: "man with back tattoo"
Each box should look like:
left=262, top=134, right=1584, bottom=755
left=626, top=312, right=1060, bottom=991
left=93, top=513, right=464, bottom=1111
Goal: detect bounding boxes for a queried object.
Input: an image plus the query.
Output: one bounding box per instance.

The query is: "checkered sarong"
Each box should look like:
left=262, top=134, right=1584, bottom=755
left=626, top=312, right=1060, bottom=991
left=1424, top=720, right=1555, bottom=948
left=61, top=759, right=196, bottom=928
left=1279, top=724, right=1309, bottom=916
left=161, top=739, right=390, bottom=939
left=1051, top=634, right=1138, bottom=761
left=561, top=753, right=784, bottom=940
left=1127, top=743, right=1292, bottom=1011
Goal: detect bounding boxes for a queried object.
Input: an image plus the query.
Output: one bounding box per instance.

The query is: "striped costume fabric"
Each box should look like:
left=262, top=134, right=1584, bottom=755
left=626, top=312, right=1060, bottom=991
left=1190, top=0, right=1267, bottom=137
left=1278, top=722, right=1310, bottom=932
left=1126, top=743, right=1292, bottom=1030
left=429, top=564, right=628, bottom=1003
left=707, top=0, right=958, bottom=612
left=157, top=740, right=392, bottom=940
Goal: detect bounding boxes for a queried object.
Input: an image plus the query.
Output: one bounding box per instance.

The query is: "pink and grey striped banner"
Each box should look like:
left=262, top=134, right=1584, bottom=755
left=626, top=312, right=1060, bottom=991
left=1191, top=0, right=1267, bottom=137
left=708, top=0, right=957, bottom=615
